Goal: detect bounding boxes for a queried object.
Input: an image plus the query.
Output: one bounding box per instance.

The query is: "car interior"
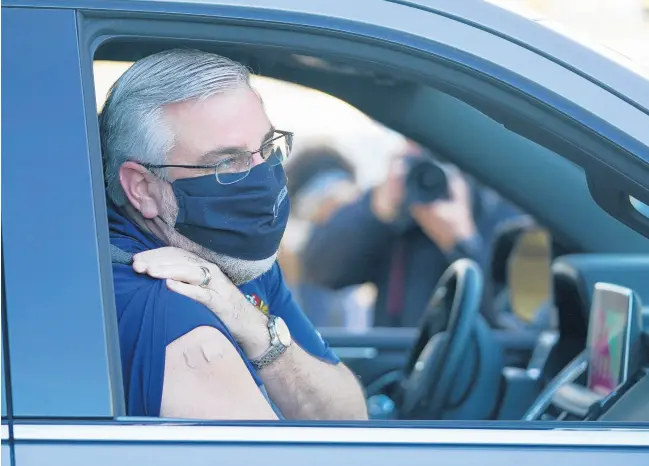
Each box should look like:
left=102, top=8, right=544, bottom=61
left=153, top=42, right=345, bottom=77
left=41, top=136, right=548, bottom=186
left=94, top=35, right=649, bottom=424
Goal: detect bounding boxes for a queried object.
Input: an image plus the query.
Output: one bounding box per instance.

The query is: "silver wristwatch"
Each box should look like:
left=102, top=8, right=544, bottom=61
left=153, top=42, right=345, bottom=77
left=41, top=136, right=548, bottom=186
left=250, top=315, right=292, bottom=371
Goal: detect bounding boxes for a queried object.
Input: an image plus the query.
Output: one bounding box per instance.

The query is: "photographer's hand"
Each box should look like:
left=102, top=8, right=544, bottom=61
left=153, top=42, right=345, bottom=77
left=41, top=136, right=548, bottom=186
left=410, top=172, right=477, bottom=251
left=371, top=157, right=406, bottom=223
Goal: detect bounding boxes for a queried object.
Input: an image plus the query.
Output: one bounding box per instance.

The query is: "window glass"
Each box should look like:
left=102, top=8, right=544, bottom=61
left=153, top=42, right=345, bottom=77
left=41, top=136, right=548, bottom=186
left=92, top=47, right=642, bottom=427
left=94, top=61, right=546, bottom=333
left=93, top=54, right=557, bottom=423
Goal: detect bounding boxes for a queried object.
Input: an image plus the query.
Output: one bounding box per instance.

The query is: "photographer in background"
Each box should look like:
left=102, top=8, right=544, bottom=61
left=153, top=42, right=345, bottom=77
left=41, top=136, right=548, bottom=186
left=279, top=144, right=370, bottom=327
left=301, top=141, right=519, bottom=327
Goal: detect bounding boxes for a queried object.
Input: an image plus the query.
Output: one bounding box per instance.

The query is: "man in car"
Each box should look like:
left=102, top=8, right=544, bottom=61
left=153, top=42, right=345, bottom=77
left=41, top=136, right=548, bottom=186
left=100, top=49, right=367, bottom=420
left=301, top=142, right=520, bottom=327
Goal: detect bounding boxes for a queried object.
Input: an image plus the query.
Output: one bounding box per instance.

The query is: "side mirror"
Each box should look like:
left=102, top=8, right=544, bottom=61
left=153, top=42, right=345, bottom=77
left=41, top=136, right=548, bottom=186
left=631, top=196, right=649, bottom=217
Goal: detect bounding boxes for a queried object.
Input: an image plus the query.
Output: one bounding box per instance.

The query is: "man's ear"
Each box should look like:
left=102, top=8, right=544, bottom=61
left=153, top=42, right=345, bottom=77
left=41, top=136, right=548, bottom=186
left=119, top=161, right=161, bottom=219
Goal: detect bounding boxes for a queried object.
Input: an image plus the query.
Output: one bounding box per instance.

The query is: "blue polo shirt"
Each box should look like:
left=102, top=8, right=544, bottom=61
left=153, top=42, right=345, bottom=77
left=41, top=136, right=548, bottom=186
left=108, top=203, right=340, bottom=417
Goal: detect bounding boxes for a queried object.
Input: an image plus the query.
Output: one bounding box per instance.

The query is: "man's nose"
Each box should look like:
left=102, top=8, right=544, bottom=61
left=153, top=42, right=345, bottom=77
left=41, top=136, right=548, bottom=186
left=251, top=152, right=265, bottom=167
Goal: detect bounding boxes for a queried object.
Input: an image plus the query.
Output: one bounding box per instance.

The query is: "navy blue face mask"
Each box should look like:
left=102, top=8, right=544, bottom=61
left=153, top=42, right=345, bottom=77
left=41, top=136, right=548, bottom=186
left=171, top=163, right=290, bottom=261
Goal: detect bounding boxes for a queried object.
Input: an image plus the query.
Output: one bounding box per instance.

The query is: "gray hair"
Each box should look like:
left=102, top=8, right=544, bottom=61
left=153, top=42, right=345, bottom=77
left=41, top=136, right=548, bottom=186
left=100, top=49, right=250, bottom=205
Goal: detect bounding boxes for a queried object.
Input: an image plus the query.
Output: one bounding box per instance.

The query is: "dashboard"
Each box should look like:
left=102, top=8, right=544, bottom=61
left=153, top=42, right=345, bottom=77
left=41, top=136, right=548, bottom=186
left=522, top=255, right=649, bottom=422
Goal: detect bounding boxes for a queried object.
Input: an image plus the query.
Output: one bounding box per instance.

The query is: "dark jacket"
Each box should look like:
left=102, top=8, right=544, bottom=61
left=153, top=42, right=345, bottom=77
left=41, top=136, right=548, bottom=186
left=301, top=188, right=520, bottom=327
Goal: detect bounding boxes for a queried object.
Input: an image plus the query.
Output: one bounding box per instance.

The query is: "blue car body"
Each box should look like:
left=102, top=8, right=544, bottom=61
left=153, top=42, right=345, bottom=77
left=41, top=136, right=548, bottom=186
left=2, top=1, right=649, bottom=464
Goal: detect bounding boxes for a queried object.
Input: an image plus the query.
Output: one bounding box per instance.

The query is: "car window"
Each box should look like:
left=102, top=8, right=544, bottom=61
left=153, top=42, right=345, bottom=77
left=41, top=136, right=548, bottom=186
left=94, top=61, right=550, bottom=333
left=4, top=7, right=648, bottom=462
left=87, top=20, right=646, bottom=427
left=92, top=52, right=570, bottom=424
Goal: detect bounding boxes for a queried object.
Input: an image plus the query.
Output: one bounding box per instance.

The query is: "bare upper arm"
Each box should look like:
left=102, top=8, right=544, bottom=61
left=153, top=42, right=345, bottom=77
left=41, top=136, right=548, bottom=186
left=160, top=326, right=278, bottom=420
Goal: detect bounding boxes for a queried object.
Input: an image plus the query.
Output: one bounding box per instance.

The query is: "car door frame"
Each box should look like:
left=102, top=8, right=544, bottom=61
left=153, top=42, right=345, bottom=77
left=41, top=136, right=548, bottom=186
left=2, top=1, right=649, bottom=462
left=2, top=253, right=13, bottom=466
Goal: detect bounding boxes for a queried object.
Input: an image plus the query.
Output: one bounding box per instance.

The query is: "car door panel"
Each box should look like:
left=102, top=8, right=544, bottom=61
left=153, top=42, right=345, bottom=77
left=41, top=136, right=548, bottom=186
left=2, top=6, right=122, bottom=418
left=14, top=444, right=649, bottom=466
left=10, top=424, right=649, bottom=466
left=319, top=327, right=417, bottom=387
left=2, top=1, right=649, bottom=464
left=2, top=443, right=12, bottom=466
left=2, top=294, right=8, bottom=419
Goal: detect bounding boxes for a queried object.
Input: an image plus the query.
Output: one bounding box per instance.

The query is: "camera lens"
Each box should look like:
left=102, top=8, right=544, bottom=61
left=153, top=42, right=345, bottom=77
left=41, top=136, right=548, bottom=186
left=405, top=158, right=447, bottom=204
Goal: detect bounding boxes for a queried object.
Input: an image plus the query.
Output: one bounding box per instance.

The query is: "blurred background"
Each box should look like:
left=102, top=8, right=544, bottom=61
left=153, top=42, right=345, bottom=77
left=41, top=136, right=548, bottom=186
left=94, top=0, right=649, bottom=330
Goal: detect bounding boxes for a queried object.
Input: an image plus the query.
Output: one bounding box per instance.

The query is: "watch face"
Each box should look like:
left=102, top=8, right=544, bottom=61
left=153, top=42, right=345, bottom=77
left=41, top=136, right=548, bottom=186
left=274, top=316, right=292, bottom=347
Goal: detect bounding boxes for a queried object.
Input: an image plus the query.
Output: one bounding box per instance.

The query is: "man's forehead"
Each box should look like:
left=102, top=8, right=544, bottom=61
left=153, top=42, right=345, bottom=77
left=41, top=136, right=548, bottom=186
left=165, top=86, right=271, bottom=162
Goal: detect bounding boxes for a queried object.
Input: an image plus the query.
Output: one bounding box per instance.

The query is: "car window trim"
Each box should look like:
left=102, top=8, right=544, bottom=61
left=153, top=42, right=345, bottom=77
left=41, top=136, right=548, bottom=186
left=9, top=0, right=649, bottom=116
left=1, top=247, right=13, bottom=421
left=75, top=5, right=649, bottom=430
left=80, top=1, right=649, bottom=150
left=3, top=6, right=124, bottom=419
left=384, top=0, right=649, bottom=116
left=83, top=7, right=649, bottom=221
left=10, top=423, right=649, bottom=446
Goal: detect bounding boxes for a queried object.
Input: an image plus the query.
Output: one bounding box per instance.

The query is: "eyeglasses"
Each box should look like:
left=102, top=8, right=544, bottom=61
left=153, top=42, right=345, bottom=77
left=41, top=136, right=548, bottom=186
left=143, top=129, right=293, bottom=185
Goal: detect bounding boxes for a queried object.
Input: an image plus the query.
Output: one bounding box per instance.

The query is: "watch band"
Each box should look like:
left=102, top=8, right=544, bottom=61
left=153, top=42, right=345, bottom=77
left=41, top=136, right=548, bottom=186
left=250, top=315, right=288, bottom=371
left=250, top=343, right=287, bottom=371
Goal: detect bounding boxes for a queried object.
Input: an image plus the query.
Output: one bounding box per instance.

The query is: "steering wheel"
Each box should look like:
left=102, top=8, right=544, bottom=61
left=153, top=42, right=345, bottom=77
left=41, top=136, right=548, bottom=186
left=397, top=258, right=484, bottom=419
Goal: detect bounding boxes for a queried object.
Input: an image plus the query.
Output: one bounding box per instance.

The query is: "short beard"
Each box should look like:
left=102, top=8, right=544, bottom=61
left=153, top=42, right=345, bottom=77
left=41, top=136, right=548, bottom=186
left=159, top=186, right=277, bottom=285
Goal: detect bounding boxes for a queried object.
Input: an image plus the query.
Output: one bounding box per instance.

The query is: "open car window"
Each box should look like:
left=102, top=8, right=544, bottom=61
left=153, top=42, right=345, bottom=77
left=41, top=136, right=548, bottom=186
left=89, top=33, right=644, bottom=426
left=3, top=8, right=649, bottom=461
left=95, top=60, right=549, bottom=332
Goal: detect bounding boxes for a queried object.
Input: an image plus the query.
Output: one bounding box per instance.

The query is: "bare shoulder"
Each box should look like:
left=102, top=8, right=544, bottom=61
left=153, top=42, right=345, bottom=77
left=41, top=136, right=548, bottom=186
left=161, top=326, right=278, bottom=420
left=166, top=325, right=236, bottom=358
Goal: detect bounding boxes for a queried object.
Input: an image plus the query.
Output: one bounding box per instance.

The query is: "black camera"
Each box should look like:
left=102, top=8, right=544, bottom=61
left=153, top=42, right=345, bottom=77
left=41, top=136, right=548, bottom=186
left=393, top=157, right=449, bottom=232
left=404, top=157, right=449, bottom=205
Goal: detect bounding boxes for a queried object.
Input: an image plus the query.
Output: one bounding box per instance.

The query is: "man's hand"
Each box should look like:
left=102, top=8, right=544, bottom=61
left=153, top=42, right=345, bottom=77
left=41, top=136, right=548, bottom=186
left=132, top=247, right=270, bottom=358
left=133, top=247, right=367, bottom=420
left=371, top=157, right=407, bottom=223
left=410, top=171, right=477, bottom=251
